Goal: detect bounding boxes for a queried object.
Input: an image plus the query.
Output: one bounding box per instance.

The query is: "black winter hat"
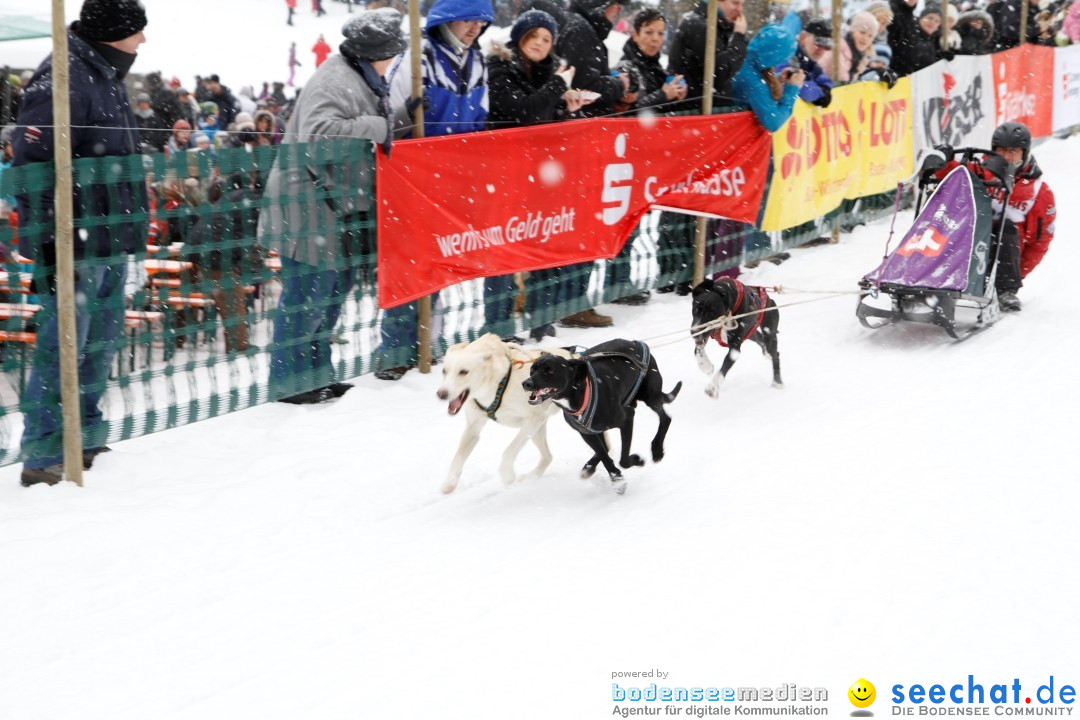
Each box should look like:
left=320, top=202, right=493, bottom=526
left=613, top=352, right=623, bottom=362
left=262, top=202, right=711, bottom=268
left=920, top=2, right=942, bottom=18
left=509, top=9, right=559, bottom=47
left=804, top=19, right=833, bottom=48
left=341, top=8, right=409, bottom=61
left=76, top=0, right=147, bottom=42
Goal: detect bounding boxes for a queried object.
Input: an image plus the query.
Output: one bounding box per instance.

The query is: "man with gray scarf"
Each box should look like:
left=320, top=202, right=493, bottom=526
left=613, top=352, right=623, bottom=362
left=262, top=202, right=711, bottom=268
left=259, top=9, right=406, bottom=404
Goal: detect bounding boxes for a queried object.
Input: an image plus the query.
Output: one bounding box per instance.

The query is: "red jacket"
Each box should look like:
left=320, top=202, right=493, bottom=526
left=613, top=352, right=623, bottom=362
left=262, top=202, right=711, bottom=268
left=286, top=0, right=297, bottom=8
left=936, top=156, right=1056, bottom=278
left=313, top=39, right=332, bottom=67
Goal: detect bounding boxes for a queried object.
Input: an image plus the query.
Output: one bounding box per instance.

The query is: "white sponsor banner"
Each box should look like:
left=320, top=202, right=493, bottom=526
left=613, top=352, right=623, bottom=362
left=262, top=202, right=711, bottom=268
left=1053, top=45, right=1080, bottom=132
left=911, top=55, right=996, bottom=163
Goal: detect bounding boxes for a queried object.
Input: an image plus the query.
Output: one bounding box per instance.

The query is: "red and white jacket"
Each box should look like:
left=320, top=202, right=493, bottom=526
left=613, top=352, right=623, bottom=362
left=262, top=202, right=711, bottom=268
left=938, top=156, right=1056, bottom=278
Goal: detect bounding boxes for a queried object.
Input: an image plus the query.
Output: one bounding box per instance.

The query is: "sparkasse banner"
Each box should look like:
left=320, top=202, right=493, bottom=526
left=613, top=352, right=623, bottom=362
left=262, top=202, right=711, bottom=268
left=375, top=113, right=770, bottom=309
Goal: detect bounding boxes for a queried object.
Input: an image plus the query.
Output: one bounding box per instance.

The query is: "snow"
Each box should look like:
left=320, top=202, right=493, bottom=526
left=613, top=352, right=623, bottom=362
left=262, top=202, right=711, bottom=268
left=2, top=1, right=1080, bottom=715
left=1, top=132, right=1077, bottom=717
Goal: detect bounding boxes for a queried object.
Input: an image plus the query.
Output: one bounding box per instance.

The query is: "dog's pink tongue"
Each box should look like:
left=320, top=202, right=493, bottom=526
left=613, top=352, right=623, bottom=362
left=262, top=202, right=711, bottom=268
left=448, top=394, right=466, bottom=415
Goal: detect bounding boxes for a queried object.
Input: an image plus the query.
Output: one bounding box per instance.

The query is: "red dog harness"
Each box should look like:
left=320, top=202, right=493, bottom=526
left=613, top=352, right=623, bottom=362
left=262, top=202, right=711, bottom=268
left=709, top=278, right=770, bottom=348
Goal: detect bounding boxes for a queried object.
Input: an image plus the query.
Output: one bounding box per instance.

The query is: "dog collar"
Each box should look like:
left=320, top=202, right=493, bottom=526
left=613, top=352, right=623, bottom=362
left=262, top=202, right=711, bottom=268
left=474, top=355, right=514, bottom=421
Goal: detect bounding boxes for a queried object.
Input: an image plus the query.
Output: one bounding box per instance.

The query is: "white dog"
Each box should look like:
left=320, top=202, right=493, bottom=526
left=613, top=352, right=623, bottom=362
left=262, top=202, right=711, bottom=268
left=436, top=333, right=572, bottom=494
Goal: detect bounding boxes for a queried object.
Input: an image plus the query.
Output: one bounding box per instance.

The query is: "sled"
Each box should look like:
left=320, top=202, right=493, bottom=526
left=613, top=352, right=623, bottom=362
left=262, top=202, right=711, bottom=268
left=857, top=149, right=1015, bottom=340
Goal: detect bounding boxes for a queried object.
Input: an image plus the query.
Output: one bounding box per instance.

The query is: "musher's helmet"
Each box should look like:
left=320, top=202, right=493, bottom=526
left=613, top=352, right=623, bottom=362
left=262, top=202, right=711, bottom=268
left=991, top=121, right=1032, bottom=163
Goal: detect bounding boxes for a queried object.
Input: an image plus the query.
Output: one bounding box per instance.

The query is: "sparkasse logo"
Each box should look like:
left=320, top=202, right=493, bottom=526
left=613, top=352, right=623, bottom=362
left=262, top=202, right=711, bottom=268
left=891, top=676, right=1075, bottom=716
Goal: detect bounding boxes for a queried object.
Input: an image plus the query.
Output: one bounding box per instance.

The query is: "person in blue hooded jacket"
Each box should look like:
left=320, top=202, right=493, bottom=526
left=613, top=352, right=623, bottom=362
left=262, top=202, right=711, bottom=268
left=378, top=0, right=496, bottom=380
left=390, top=0, right=495, bottom=138
left=731, top=18, right=805, bottom=133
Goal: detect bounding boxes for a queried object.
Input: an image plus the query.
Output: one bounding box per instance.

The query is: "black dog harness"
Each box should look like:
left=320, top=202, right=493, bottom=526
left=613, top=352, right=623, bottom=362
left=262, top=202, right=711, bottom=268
left=709, top=278, right=770, bottom=348
left=559, top=341, right=651, bottom=435
left=474, top=355, right=516, bottom=421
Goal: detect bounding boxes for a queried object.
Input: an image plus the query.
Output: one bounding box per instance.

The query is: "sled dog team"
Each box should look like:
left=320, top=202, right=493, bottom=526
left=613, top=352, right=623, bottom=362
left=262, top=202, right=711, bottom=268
left=437, top=277, right=783, bottom=495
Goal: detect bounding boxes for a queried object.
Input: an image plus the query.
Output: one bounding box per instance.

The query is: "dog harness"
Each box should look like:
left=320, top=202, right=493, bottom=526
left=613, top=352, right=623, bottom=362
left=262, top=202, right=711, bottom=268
left=560, top=342, right=652, bottom=435
left=473, top=355, right=515, bottom=421
left=709, top=278, right=770, bottom=348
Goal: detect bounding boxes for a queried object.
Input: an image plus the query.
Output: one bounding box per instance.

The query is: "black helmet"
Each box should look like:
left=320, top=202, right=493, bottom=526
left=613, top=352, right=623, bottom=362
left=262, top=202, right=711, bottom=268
left=991, top=121, right=1031, bottom=161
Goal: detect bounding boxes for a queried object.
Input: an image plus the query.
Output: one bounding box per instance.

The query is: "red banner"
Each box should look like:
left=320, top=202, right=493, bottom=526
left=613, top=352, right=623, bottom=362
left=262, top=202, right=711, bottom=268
left=376, top=112, right=770, bottom=308
left=992, top=44, right=1055, bottom=138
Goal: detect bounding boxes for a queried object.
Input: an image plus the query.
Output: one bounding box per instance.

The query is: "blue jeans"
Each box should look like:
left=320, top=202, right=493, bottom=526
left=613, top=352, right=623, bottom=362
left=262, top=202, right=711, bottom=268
left=21, top=259, right=129, bottom=469
left=483, top=274, right=516, bottom=332
left=375, top=301, right=418, bottom=369
left=270, top=257, right=351, bottom=396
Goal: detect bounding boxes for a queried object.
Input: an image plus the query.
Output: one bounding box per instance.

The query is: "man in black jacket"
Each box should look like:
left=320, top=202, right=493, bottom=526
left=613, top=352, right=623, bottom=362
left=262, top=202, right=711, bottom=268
left=204, top=74, right=239, bottom=129
left=987, top=0, right=1038, bottom=51
left=668, top=0, right=748, bottom=108
left=13, top=0, right=150, bottom=487
left=556, top=0, right=628, bottom=118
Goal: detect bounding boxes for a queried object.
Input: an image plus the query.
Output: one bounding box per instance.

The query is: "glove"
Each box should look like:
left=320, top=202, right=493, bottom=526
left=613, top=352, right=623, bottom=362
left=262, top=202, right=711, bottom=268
left=405, top=95, right=429, bottom=116
left=811, top=86, right=832, bottom=108
left=881, top=68, right=898, bottom=90
left=934, top=143, right=954, bottom=160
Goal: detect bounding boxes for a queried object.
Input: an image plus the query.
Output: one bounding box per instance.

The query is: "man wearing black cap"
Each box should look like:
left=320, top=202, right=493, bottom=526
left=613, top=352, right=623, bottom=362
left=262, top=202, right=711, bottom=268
left=12, top=0, right=150, bottom=486
left=794, top=19, right=834, bottom=107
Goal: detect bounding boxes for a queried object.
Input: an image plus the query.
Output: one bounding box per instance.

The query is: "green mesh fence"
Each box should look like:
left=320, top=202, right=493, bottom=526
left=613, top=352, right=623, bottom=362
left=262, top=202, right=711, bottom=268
left=0, top=127, right=903, bottom=468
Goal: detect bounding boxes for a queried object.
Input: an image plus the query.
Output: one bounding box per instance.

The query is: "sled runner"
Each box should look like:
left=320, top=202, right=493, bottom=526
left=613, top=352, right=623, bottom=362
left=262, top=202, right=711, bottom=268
left=857, top=148, right=1015, bottom=340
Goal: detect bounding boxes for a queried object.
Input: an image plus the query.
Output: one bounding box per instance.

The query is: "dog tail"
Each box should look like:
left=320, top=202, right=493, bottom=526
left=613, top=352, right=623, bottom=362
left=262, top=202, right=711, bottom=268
left=663, top=381, right=683, bottom=404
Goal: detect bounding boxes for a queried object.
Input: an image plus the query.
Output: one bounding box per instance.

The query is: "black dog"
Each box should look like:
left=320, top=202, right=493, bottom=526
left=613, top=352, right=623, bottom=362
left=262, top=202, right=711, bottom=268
left=522, top=339, right=682, bottom=493
left=691, top=277, right=782, bottom=396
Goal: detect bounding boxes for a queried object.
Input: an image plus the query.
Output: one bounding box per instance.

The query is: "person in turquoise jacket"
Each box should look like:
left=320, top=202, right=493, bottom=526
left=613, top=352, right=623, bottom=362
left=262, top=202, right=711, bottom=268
left=731, top=14, right=805, bottom=133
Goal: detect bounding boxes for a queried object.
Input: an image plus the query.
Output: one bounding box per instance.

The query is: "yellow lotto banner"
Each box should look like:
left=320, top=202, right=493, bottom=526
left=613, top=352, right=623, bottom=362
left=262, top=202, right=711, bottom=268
left=761, top=76, right=914, bottom=231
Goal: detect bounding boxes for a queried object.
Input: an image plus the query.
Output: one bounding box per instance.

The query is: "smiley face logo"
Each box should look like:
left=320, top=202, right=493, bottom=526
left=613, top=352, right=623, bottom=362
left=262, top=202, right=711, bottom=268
left=849, top=679, right=876, bottom=709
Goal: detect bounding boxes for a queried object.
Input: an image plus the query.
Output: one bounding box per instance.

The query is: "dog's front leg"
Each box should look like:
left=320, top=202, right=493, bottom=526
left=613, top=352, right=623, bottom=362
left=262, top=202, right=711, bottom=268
left=705, top=347, right=741, bottom=399
left=521, top=419, right=553, bottom=483
left=443, top=417, right=486, bottom=494
left=694, top=343, right=715, bottom=377
left=499, top=425, right=534, bottom=487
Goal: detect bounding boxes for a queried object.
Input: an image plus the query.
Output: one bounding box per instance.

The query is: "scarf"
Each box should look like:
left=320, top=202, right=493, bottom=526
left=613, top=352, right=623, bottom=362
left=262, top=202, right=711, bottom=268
left=341, top=47, right=394, bottom=157
left=84, top=37, right=138, bottom=80
left=437, top=24, right=470, bottom=58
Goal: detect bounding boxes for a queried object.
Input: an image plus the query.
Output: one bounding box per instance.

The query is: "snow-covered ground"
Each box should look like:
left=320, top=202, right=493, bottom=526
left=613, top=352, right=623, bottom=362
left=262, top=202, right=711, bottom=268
left=1, top=133, right=1077, bottom=718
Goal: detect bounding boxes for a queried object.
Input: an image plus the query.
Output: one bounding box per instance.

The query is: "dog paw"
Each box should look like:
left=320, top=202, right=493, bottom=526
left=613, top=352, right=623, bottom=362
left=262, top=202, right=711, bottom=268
left=620, top=454, right=645, bottom=469
left=521, top=469, right=543, bottom=483
left=772, top=380, right=784, bottom=389
left=580, top=465, right=598, bottom=480
left=440, top=479, right=459, bottom=494
left=705, top=382, right=720, bottom=399
left=651, top=445, right=665, bottom=463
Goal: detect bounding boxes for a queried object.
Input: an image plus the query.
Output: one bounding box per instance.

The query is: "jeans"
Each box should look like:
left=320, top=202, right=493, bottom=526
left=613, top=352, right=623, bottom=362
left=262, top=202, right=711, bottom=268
left=270, top=257, right=351, bottom=396
left=21, top=259, right=129, bottom=469
left=604, top=228, right=638, bottom=295
left=483, top=274, right=516, bottom=333
left=374, top=301, right=418, bottom=369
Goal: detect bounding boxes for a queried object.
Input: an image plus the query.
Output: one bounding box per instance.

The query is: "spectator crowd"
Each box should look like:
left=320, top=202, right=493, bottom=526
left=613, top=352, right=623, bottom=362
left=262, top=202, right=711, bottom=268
left=0, top=0, right=1070, bottom=484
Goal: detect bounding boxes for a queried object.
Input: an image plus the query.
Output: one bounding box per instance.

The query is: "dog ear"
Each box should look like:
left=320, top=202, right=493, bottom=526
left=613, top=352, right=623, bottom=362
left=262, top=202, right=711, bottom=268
left=693, top=279, right=714, bottom=295
left=483, top=352, right=493, bottom=361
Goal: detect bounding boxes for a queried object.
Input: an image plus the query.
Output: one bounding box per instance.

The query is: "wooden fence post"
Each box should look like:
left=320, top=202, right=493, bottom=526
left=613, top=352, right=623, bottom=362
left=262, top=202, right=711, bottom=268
left=51, top=0, right=85, bottom=486
left=409, top=0, right=433, bottom=374
left=693, top=0, right=719, bottom=285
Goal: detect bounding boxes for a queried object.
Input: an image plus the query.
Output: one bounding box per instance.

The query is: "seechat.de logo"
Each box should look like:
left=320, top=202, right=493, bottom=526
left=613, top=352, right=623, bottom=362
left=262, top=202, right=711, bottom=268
left=850, top=679, right=878, bottom=716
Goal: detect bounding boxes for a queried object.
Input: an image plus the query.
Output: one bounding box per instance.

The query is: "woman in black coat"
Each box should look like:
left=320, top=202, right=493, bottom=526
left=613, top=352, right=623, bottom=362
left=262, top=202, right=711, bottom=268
left=484, top=9, right=602, bottom=339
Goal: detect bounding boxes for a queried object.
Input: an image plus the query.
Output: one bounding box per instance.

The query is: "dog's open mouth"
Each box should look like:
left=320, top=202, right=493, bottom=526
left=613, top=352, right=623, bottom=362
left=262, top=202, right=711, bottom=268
left=448, top=389, right=469, bottom=415
left=528, top=387, right=558, bottom=406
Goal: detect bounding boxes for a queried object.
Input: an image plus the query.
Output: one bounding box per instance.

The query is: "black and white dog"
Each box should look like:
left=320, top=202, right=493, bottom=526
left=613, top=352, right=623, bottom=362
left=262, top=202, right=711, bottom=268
left=522, top=339, right=682, bottom=494
left=691, top=277, right=782, bottom=396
